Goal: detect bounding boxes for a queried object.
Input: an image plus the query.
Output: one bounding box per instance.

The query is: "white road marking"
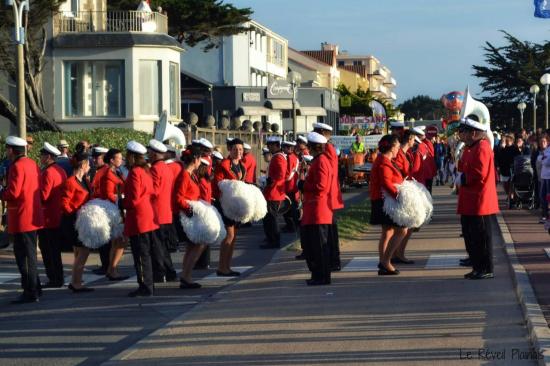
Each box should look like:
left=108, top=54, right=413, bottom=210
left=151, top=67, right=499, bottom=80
left=341, top=257, right=379, bottom=272
left=200, top=266, right=253, bottom=281
left=425, top=254, right=464, bottom=269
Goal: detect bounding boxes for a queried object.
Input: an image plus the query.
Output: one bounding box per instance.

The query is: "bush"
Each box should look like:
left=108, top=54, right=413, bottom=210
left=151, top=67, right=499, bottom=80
left=1, top=128, right=152, bottom=162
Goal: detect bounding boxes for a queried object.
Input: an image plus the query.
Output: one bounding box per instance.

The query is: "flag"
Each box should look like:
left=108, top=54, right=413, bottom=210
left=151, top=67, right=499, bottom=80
left=534, top=0, right=550, bottom=18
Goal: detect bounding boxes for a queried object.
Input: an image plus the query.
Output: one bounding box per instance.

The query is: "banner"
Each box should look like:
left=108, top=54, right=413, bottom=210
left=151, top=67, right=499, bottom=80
left=369, top=100, right=387, bottom=122
left=535, top=0, right=550, bottom=18
left=339, top=115, right=385, bottom=130
left=331, top=135, right=383, bottom=151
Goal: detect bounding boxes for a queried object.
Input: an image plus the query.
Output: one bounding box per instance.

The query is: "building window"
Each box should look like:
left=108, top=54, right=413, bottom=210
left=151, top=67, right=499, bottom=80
left=169, top=62, right=179, bottom=117
left=353, top=60, right=362, bottom=66
left=270, top=39, right=285, bottom=67
left=337, top=60, right=345, bottom=66
left=251, top=72, right=257, bottom=86
left=139, top=60, right=161, bottom=116
left=64, top=60, right=125, bottom=118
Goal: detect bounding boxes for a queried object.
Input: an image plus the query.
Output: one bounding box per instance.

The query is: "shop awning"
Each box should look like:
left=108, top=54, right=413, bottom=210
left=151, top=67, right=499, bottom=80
left=298, top=107, right=327, bottom=116
left=237, top=106, right=271, bottom=116
left=264, top=99, right=300, bottom=110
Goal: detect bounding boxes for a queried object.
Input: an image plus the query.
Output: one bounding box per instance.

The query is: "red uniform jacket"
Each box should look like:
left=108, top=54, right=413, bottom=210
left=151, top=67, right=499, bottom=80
left=242, top=153, right=257, bottom=184
left=91, top=165, right=108, bottom=198
left=325, top=143, right=344, bottom=210
left=285, top=152, right=299, bottom=198
left=410, top=145, right=426, bottom=185
left=176, top=170, right=200, bottom=212
left=369, top=154, right=404, bottom=200
left=166, top=159, right=184, bottom=213
left=61, top=176, right=90, bottom=215
left=123, top=167, right=158, bottom=236
left=199, top=176, right=212, bottom=203
left=264, top=152, right=287, bottom=201
left=94, top=168, right=124, bottom=204
left=1, top=156, right=44, bottom=233
left=41, top=163, right=67, bottom=229
left=212, top=159, right=246, bottom=200
left=457, top=139, right=499, bottom=216
left=394, top=148, right=411, bottom=179
left=150, top=160, right=174, bottom=225
left=423, top=139, right=437, bottom=181
left=301, top=154, right=333, bottom=225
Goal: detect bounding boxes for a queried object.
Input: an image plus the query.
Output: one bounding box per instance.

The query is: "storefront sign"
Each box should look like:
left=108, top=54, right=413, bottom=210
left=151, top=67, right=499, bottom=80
left=332, top=135, right=383, bottom=151
left=243, top=92, right=261, bottom=102
left=267, top=80, right=293, bottom=99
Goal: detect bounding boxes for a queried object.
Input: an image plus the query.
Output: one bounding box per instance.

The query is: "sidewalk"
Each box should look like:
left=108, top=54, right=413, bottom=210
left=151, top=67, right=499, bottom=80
left=103, top=187, right=537, bottom=366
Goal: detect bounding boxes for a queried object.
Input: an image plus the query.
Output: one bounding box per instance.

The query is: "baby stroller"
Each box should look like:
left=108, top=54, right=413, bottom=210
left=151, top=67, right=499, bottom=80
left=510, top=154, right=535, bottom=209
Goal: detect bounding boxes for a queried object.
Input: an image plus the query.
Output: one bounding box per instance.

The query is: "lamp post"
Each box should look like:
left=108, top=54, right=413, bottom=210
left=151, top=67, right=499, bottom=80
left=540, top=73, right=550, bottom=129
left=287, top=71, right=302, bottom=138
left=530, top=84, right=540, bottom=133
left=517, top=102, right=526, bottom=130
left=6, top=0, right=29, bottom=139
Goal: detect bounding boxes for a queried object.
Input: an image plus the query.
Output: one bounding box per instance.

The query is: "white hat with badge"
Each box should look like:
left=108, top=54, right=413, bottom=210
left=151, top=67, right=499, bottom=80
left=212, top=151, right=224, bottom=160
left=282, top=140, right=296, bottom=146
left=390, top=121, right=405, bottom=128
left=200, top=158, right=210, bottom=166
left=6, top=136, right=27, bottom=147
left=307, top=132, right=328, bottom=144
left=411, top=127, right=426, bottom=136
left=93, top=146, right=109, bottom=154
left=297, top=135, right=308, bottom=144
left=149, top=139, right=167, bottom=153
left=127, top=140, right=147, bottom=155
left=312, top=122, right=333, bottom=131
left=199, top=138, right=213, bottom=149
left=460, top=117, right=487, bottom=131
left=266, top=136, right=282, bottom=144
left=243, top=143, right=252, bottom=150
left=41, top=142, right=61, bottom=156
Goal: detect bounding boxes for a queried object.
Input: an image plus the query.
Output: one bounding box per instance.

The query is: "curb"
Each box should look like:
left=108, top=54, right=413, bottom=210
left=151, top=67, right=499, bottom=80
left=496, top=212, right=550, bottom=366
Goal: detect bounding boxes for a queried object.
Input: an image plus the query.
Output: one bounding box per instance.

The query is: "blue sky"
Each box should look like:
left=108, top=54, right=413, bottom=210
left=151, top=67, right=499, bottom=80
left=230, top=0, right=550, bottom=104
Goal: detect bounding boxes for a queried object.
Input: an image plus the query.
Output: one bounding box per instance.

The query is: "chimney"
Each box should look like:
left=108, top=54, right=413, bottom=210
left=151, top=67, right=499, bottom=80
left=321, top=42, right=339, bottom=55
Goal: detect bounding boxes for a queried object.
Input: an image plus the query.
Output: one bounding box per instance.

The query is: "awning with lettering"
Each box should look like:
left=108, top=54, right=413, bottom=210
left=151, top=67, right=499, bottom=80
left=237, top=106, right=271, bottom=116
left=298, top=107, right=327, bottom=116
left=265, top=99, right=300, bottom=110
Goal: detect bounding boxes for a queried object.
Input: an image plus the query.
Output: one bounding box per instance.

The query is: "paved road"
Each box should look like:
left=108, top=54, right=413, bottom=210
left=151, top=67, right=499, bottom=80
left=0, top=189, right=368, bottom=366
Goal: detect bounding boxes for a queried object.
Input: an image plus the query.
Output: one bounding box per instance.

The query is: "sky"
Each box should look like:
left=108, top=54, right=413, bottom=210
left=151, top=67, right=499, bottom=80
left=230, top=0, right=550, bottom=104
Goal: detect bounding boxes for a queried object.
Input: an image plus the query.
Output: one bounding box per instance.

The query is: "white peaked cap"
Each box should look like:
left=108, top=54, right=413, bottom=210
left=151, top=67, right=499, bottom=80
left=149, top=139, right=167, bottom=153
left=200, top=158, right=210, bottom=166
left=266, top=136, right=282, bottom=143
left=418, top=125, right=427, bottom=130
left=226, top=137, right=234, bottom=143
left=307, top=132, right=328, bottom=144
left=297, top=135, right=308, bottom=144
left=212, top=151, right=224, bottom=160
left=6, top=136, right=27, bottom=147
left=126, top=140, right=147, bottom=155
left=243, top=143, right=252, bottom=150
left=199, top=138, right=213, bottom=149
left=262, top=147, right=270, bottom=154
left=191, top=139, right=201, bottom=145
left=165, top=144, right=176, bottom=153
left=93, top=146, right=109, bottom=154
left=303, top=155, right=314, bottom=162
left=312, top=122, right=333, bottom=131
left=390, top=121, right=405, bottom=128
left=460, top=117, right=487, bottom=131
left=411, top=127, right=425, bottom=136
left=42, top=142, right=61, bottom=156
left=282, top=140, right=297, bottom=146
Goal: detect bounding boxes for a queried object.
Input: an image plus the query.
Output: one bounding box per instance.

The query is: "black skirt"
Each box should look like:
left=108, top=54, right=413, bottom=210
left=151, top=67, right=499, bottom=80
left=370, top=199, right=402, bottom=227
left=60, top=213, right=84, bottom=248
left=213, top=199, right=240, bottom=227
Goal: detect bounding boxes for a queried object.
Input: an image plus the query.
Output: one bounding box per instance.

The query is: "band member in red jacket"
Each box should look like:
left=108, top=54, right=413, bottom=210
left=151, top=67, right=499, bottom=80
left=38, top=142, right=67, bottom=288
left=61, top=152, right=93, bottom=293
left=369, top=135, right=407, bottom=276
left=213, top=138, right=247, bottom=275
left=417, top=127, right=437, bottom=193
left=455, top=119, right=498, bottom=279
left=148, top=139, right=177, bottom=283
left=94, top=148, right=128, bottom=281
left=242, top=143, right=257, bottom=184
left=282, top=140, right=299, bottom=233
left=298, top=132, right=333, bottom=285
left=295, top=135, right=310, bottom=158
left=312, top=122, right=344, bottom=271
left=410, top=127, right=429, bottom=186
left=165, top=145, right=184, bottom=249
left=91, top=146, right=111, bottom=276
left=124, top=141, right=159, bottom=297
left=1, top=136, right=44, bottom=303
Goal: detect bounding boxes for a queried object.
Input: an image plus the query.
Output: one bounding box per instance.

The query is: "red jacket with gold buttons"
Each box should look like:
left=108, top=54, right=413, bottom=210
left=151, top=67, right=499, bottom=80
left=264, top=152, right=287, bottom=201
left=212, top=158, right=246, bottom=200
left=242, top=152, right=257, bottom=184
left=393, top=148, right=410, bottom=179
left=41, top=163, right=67, bottom=229
left=301, top=153, right=333, bottom=225
left=166, top=159, right=183, bottom=213
left=1, top=156, right=44, bottom=233
left=94, top=168, right=124, bottom=204
left=423, top=139, right=437, bottom=181
left=369, top=154, right=404, bottom=201
left=123, top=166, right=158, bottom=236
left=61, top=175, right=91, bottom=215
left=150, top=160, right=174, bottom=225
left=198, top=176, right=212, bottom=203
left=285, top=152, right=299, bottom=197
left=409, top=145, right=425, bottom=185
left=91, top=165, right=108, bottom=198
left=176, top=170, right=200, bottom=212
left=325, top=143, right=344, bottom=210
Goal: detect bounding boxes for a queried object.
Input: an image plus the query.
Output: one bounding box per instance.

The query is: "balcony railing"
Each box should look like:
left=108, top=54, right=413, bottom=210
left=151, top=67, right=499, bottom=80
left=53, top=11, right=168, bottom=35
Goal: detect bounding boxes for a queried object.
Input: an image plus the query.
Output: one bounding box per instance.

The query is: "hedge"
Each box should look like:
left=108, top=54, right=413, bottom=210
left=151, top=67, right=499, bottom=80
left=1, top=128, right=152, bottom=162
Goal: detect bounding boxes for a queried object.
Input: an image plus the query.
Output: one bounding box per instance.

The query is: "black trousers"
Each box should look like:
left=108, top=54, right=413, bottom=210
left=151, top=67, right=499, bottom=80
left=38, top=228, right=64, bottom=284
left=283, top=196, right=300, bottom=232
left=460, top=214, right=495, bottom=273
left=129, top=231, right=155, bottom=293
left=98, top=241, right=111, bottom=271
left=263, top=200, right=282, bottom=247
left=328, top=219, right=341, bottom=267
left=151, top=224, right=177, bottom=280
left=301, top=224, right=331, bottom=283
left=13, top=231, right=41, bottom=297
left=425, top=178, right=433, bottom=194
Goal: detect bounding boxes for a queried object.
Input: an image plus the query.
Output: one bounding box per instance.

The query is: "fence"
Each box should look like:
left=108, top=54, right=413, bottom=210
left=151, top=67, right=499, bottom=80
left=53, top=11, right=168, bottom=34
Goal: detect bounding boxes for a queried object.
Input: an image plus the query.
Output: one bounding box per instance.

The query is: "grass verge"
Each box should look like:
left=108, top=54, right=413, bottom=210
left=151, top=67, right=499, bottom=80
left=336, top=198, right=370, bottom=241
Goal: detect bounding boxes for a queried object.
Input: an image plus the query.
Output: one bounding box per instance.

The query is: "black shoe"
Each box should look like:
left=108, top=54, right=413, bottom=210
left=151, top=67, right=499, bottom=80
left=331, top=265, right=341, bottom=272
left=391, top=257, right=415, bottom=265
left=377, top=263, right=400, bottom=276
left=11, top=294, right=38, bottom=304
left=92, top=268, right=107, bottom=276
left=295, top=253, right=306, bottom=260
left=153, top=276, right=167, bottom=283
left=165, top=275, right=179, bottom=282
left=68, top=284, right=94, bottom=293
left=216, top=270, right=240, bottom=277
left=459, top=258, right=472, bottom=267
left=106, top=274, right=130, bottom=282
left=467, top=271, right=494, bottom=280
left=179, top=279, right=202, bottom=289
left=306, top=279, right=330, bottom=286
left=464, top=270, right=476, bottom=279
left=260, top=244, right=279, bottom=249
left=128, top=288, right=153, bottom=297
left=42, top=282, right=64, bottom=288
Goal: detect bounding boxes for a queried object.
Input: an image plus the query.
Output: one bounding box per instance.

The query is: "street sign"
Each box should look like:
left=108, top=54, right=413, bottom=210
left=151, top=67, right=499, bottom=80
left=426, top=125, right=438, bottom=138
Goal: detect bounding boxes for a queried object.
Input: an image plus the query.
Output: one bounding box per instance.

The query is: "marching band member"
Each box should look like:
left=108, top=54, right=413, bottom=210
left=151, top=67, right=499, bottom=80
left=298, top=132, right=333, bottom=285
left=410, top=127, right=428, bottom=186
left=282, top=140, right=299, bottom=233
left=198, top=138, right=214, bottom=168
left=295, top=135, right=309, bottom=158
left=455, top=119, right=498, bottom=279
left=1, top=136, right=44, bottom=303
left=389, top=121, right=406, bottom=140
left=91, top=146, right=111, bottom=276
left=262, top=136, right=287, bottom=249
left=211, top=150, right=224, bottom=170
left=176, top=147, right=208, bottom=288
left=95, top=148, right=128, bottom=281
left=242, top=143, right=257, bottom=184
left=420, top=127, right=437, bottom=193
left=165, top=145, right=185, bottom=250
left=89, top=146, right=108, bottom=183
left=61, top=151, right=93, bottom=292
left=213, top=138, right=247, bottom=275
left=195, top=140, right=214, bottom=268
left=312, top=122, right=343, bottom=271
left=198, top=158, right=212, bottom=203
left=124, top=141, right=159, bottom=297
left=369, top=135, right=407, bottom=276
left=148, top=140, right=177, bottom=283
left=38, top=142, right=67, bottom=288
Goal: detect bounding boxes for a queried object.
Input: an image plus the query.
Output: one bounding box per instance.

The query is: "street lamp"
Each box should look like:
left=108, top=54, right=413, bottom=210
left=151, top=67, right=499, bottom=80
left=530, top=84, right=540, bottom=133
left=517, top=102, right=526, bottom=130
left=541, top=73, right=550, bottom=129
left=287, top=71, right=302, bottom=138
left=6, top=0, right=29, bottom=139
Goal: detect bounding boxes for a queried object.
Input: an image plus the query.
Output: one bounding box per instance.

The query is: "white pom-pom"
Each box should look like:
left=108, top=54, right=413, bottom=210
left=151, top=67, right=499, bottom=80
left=180, top=200, right=226, bottom=245
left=383, top=180, right=433, bottom=228
left=75, top=199, right=124, bottom=249
left=250, top=184, right=267, bottom=222
left=218, top=180, right=262, bottom=223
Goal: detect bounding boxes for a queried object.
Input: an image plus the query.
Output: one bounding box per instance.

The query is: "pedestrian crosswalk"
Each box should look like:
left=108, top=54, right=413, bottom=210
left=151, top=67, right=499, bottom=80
left=424, top=254, right=464, bottom=269
left=341, top=257, right=379, bottom=272
left=0, top=273, right=20, bottom=284
left=341, top=254, right=467, bottom=272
